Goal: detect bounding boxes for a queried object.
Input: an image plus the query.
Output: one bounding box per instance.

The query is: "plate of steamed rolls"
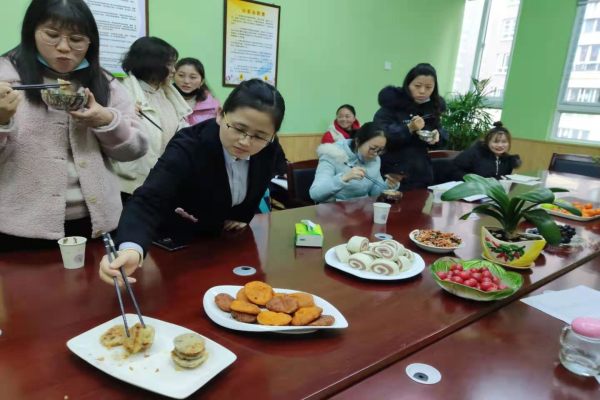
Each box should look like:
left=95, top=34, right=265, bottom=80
left=324, top=236, right=425, bottom=280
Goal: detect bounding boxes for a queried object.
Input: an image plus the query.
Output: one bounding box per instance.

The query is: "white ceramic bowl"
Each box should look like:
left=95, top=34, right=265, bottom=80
left=409, top=229, right=465, bottom=254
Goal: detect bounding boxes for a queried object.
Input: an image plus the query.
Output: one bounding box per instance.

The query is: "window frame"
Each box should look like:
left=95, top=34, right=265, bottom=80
left=469, top=0, right=523, bottom=109
left=552, top=1, right=600, bottom=145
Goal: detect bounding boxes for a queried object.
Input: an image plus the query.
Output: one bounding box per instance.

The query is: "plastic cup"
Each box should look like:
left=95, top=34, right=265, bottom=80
left=57, top=236, right=87, bottom=269
left=374, top=202, right=392, bottom=224
left=500, top=180, right=512, bottom=194
left=432, top=188, right=447, bottom=203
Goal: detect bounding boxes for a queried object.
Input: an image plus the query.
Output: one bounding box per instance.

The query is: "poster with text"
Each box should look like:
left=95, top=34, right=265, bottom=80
left=224, top=0, right=281, bottom=87
left=84, top=0, right=147, bottom=75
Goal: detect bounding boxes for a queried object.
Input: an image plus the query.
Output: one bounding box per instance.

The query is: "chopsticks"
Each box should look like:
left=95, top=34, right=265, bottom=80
left=138, top=110, right=163, bottom=132
left=344, top=162, right=388, bottom=189
left=402, top=114, right=433, bottom=124
left=102, top=232, right=145, bottom=337
left=11, top=83, right=72, bottom=90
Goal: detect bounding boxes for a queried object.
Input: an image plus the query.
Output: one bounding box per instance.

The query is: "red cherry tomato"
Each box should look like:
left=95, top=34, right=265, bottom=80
left=498, top=285, right=509, bottom=290
left=476, top=284, right=481, bottom=290
left=436, top=271, right=448, bottom=280
left=481, top=281, right=494, bottom=291
left=470, top=268, right=480, bottom=274
left=455, top=265, right=464, bottom=272
left=465, top=279, right=478, bottom=287
left=480, top=267, right=489, bottom=272
left=472, top=272, right=482, bottom=281
left=492, top=276, right=500, bottom=285
left=450, top=264, right=459, bottom=271
left=451, top=276, right=464, bottom=284
left=482, top=271, right=493, bottom=279
left=486, top=285, right=499, bottom=292
left=444, top=278, right=452, bottom=282
left=459, top=271, right=471, bottom=280
left=481, top=277, right=492, bottom=283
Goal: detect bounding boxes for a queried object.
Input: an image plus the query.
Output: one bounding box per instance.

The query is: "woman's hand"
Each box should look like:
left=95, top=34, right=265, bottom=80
left=224, top=220, right=248, bottom=231
left=429, top=129, right=440, bottom=145
left=0, top=82, right=24, bottom=125
left=99, top=249, right=141, bottom=286
left=342, top=167, right=366, bottom=182
left=68, top=88, right=114, bottom=128
left=408, top=116, right=425, bottom=132
left=384, top=174, right=400, bottom=188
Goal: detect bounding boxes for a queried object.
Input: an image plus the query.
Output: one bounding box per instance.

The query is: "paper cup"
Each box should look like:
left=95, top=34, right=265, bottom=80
left=500, top=180, right=512, bottom=194
left=373, top=202, right=392, bottom=224
left=432, top=188, right=447, bottom=203
left=57, top=236, right=87, bottom=269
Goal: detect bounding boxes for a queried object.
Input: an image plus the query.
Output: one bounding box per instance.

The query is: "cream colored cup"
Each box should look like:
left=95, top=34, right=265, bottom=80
left=57, top=236, right=87, bottom=269
left=374, top=202, right=392, bottom=224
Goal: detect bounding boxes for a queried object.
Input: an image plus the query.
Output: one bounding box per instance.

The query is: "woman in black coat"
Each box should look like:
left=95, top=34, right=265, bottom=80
left=448, top=121, right=521, bottom=182
left=98, top=79, right=285, bottom=286
left=374, top=63, right=449, bottom=190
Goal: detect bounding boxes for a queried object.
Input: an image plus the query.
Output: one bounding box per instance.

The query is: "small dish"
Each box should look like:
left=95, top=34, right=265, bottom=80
left=416, top=130, right=435, bottom=143
left=41, top=89, right=88, bottom=111
left=409, top=230, right=465, bottom=254
left=379, top=190, right=403, bottom=203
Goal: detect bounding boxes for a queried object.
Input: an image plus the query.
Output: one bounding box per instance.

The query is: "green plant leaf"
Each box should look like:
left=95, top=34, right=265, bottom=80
left=462, top=175, right=510, bottom=211
left=514, top=188, right=556, bottom=204
left=459, top=204, right=505, bottom=224
left=522, top=209, right=561, bottom=246
left=552, top=202, right=583, bottom=216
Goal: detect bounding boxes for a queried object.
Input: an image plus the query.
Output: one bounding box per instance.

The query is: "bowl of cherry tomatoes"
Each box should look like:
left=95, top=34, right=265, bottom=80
left=430, top=257, right=523, bottom=301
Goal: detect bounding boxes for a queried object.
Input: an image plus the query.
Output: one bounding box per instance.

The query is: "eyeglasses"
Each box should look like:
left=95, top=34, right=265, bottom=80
left=223, top=113, right=274, bottom=147
left=368, top=146, right=386, bottom=155
left=36, top=29, right=90, bottom=51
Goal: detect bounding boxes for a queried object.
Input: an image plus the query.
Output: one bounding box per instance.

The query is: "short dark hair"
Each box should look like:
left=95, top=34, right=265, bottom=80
left=337, top=104, right=356, bottom=116
left=482, top=121, right=513, bottom=151
left=3, top=0, right=111, bottom=106
left=402, top=63, right=443, bottom=115
left=122, top=37, right=178, bottom=84
left=174, top=57, right=212, bottom=100
left=222, top=79, right=286, bottom=132
left=350, top=122, right=387, bottom=152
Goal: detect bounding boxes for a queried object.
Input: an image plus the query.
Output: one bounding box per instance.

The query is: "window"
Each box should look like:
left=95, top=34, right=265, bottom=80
left=501, top=19, right=516, bottom=40
left=452, top=0, right=521, bottom=108
left=553, top=1, right=600, bottom=144
left=495, top=54, right=510, bottom=73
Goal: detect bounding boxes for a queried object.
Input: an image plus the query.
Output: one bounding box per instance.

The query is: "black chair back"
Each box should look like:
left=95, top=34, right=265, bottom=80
left=286, top=160, right=319, bottom=207
left=549, top=153, right=600, bottom=179
left=429, top=150, right=461, bottom=184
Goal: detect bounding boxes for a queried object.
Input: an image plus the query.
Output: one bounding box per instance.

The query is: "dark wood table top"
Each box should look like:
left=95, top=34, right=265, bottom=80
left=333, top=257, right=600, bottom=400
left=0, top=171, right=599, bottom=399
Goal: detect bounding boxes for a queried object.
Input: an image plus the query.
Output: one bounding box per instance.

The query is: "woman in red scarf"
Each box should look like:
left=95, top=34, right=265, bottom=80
left=321, top=104, right=361, bottom=143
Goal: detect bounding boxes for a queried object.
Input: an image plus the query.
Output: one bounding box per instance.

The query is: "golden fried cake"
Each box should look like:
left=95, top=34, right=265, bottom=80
left=123, top=323, right=155, bottom=354
left=100, top=325, right=126, bottom=349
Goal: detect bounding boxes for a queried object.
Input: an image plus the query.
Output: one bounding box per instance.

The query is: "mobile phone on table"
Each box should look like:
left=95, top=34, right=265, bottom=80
left=152, top=237, right=187, bottom=252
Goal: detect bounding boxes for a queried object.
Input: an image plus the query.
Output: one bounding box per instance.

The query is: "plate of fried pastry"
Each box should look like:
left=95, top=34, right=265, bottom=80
left=204, top=281, right=348, bottom=334
left=67, top=314, right=236, bottom=399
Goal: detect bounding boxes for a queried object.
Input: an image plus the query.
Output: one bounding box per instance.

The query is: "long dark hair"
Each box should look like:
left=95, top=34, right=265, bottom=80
left=3, top=0, right=111, bottom=106
left=349, top=122, right=387, bottom=152
left=402, top=63, right=443, bottom=115
left=222, top=79, right=285, bottom=132
left=174, top=57, right=212, bottom=101
left=122, top=37, right=178, bottom=84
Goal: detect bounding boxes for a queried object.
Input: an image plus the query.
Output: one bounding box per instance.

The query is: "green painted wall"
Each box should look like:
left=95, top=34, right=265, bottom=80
left=0, top=0, right=465, bottom=134
left=502, top=0, right=578, bottom=141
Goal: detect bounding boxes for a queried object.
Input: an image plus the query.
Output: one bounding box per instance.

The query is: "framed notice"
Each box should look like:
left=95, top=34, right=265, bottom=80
left=84, top=0, right=149, bottom=76
left=223, top=0, right=281, bottom=87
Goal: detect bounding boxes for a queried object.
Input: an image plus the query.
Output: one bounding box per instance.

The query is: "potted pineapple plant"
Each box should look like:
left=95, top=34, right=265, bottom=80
left=441, top=174, right=582, bottom=268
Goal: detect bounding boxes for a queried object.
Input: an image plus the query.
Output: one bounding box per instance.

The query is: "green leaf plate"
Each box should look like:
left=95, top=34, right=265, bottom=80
left=430, top=257, right=523, bottom=301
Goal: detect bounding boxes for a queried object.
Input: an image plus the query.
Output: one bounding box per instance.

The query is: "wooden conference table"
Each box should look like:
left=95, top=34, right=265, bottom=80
left=0, top=171, right=599, bottom=399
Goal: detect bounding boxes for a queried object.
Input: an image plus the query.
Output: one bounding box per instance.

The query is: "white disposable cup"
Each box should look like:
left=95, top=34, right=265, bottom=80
left=500, top=180, right=512, bottom=194
left=373, top=202, right=392, bottom=224
left=57, top=236, right=87, bottom=269
left=432, top=188, right=447, bottom=203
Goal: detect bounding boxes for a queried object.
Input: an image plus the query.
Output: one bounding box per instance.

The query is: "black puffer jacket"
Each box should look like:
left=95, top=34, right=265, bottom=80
left=448, top=142, right=521, bottom=181
left=373, top=86, right=449, bottom=190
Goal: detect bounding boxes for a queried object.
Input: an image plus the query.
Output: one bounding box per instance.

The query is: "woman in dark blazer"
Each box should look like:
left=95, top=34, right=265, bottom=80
left=374, top=63, right=449, bottom=190
left=99, top=79, right=285, bottom=286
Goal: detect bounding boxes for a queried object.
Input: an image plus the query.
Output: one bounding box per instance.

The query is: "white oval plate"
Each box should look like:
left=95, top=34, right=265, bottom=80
left=324, top=246, right=425, bottom=280
left=538, top=206, right=600, bottom=222
left=67, top=314, right=236, bottom=399
left=203, top=286, right=348, bottom=334
left=408, top=230, right=465, bottom=254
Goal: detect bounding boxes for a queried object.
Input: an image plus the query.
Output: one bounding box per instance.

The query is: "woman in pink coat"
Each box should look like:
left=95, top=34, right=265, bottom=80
left=0, top=0, right=147, bottom=250
left=173, top=58, right=221, bottom=125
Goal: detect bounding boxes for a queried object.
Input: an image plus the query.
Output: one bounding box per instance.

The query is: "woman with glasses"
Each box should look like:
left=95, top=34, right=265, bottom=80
left=374, top=63, right=449, bottom=191
left=0, top=0, right=147, bottom=250
left=98, top=79, right=285, bottom=284
left=112, top=37, right=191, bottom=198
left=309, top=122, right=400, bottom=203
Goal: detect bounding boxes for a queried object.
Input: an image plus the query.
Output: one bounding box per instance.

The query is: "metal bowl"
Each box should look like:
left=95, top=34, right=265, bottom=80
left=379, top=190, right=403, bottom=203
left=416, top=130, right=435, bottom=143
left=41, top=89, right=88, bottom=111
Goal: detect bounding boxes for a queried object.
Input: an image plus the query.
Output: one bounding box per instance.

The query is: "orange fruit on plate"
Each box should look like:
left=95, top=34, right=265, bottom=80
left=585, top=203, right=593, bottom=209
